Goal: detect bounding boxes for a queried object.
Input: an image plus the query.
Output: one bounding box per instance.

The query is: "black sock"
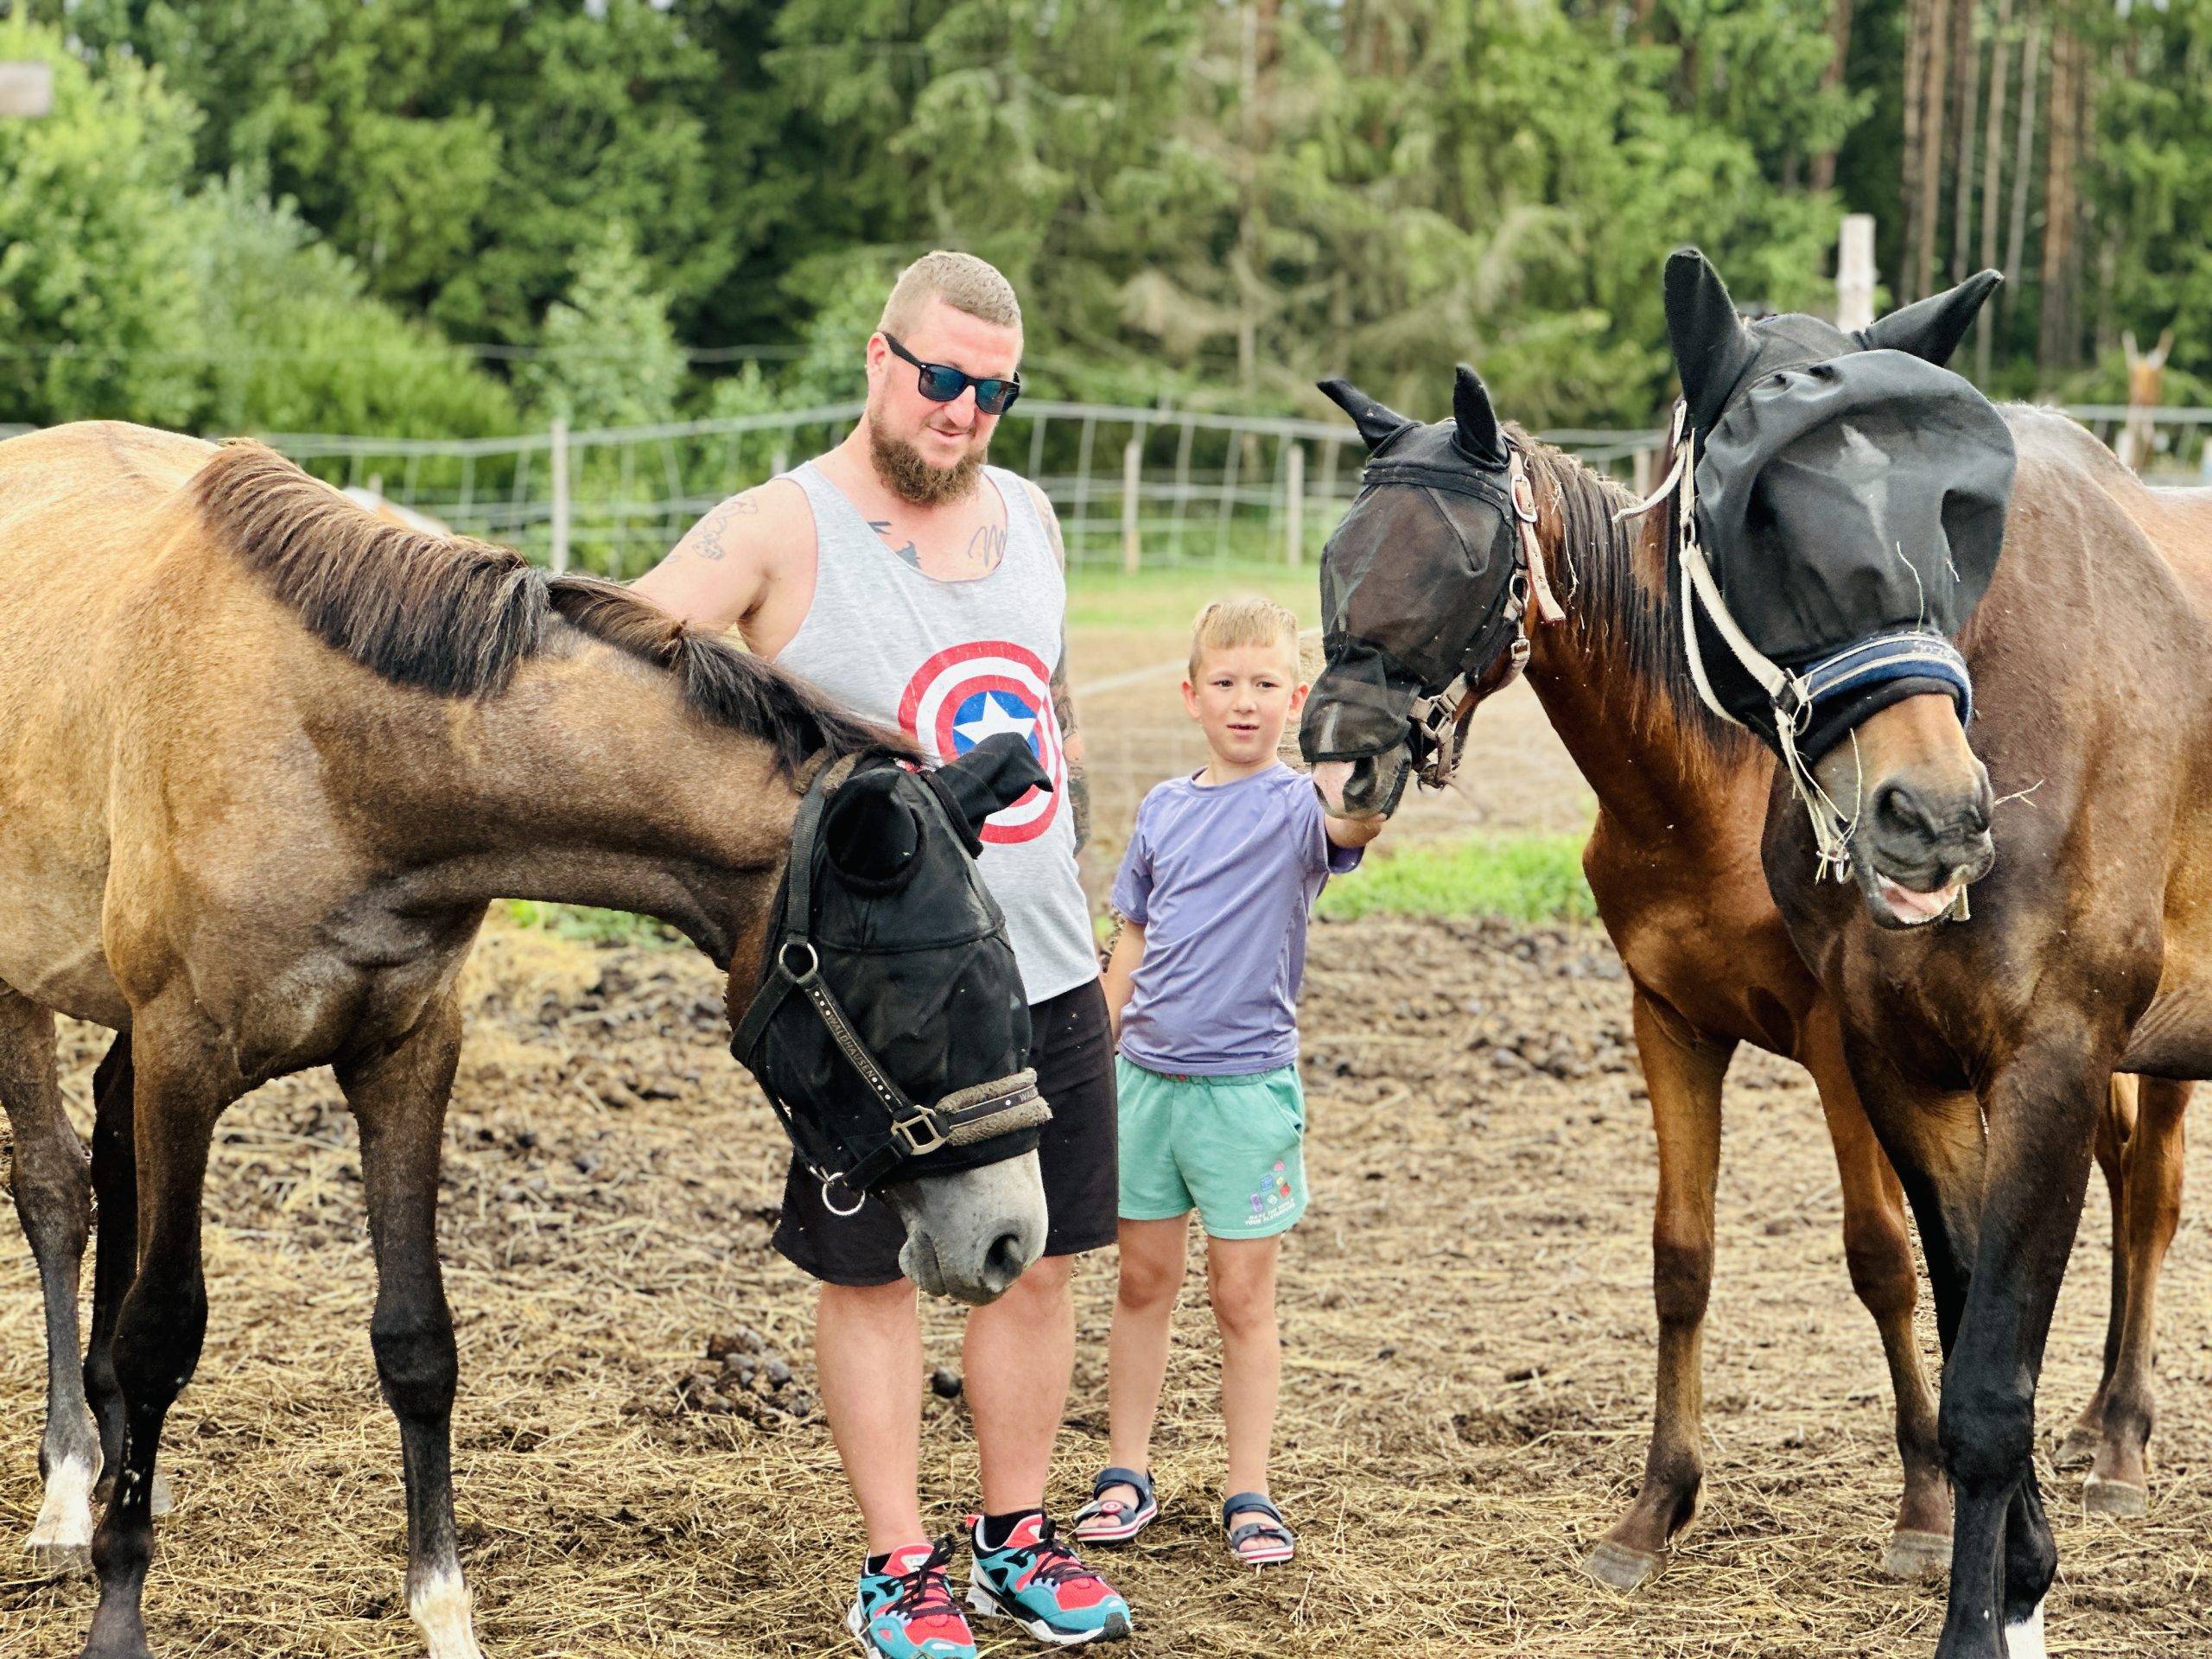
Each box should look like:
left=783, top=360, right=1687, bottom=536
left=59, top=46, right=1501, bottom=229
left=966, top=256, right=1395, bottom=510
left=976, top=1508, right=1043, bottom=1551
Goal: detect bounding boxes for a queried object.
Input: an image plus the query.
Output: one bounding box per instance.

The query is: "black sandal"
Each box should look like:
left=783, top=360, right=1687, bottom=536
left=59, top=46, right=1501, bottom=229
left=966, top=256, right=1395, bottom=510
left=1222, top=1491, right=1294, bottom=1567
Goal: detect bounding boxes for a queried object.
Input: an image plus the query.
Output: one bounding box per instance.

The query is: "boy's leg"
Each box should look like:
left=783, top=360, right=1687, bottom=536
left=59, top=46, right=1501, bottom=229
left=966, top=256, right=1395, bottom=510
left=1102, top=1215, right=1192, bottom=1504
left=1206, top=1234, right=1283, bottom=1501
left=816, top=1280, right=930, bottom=1553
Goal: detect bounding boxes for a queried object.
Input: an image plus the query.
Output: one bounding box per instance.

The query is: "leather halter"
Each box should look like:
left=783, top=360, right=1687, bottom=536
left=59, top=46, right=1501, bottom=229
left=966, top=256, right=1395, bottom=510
left=1406, top=443, right=1567, bottom=791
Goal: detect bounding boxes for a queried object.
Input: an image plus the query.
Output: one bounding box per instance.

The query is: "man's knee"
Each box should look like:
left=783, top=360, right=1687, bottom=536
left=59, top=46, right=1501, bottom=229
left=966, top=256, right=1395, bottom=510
left=1001, top=1252, right=1075, bottom=1309
left=820, top=1276, right=919, bottom=1328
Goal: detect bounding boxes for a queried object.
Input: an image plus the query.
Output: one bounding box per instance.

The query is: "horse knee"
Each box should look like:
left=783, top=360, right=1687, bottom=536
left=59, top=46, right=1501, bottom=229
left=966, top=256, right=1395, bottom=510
left=1842, top=1222, right=1916, bottom=1324
left=1941, top=1380, right=2035, bottom=1488
left=1651, top=1239, right=1713, bottom=1329
left=371, top=1311, right=459, bottom=1420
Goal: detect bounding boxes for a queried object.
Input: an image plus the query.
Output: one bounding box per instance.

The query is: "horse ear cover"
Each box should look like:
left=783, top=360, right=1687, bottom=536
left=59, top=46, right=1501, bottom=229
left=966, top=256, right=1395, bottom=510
left=1451, top=365, right=1505, bottom=464
left=934, top=732, right=1052, bottom=841
left=1857, top=270, right=2004, bottom=367
left=1664, top=247, right=1759, bottom=434
left=1317, top=378, right=1417, bottom=454
left=823, top=770, right=923, bottom=887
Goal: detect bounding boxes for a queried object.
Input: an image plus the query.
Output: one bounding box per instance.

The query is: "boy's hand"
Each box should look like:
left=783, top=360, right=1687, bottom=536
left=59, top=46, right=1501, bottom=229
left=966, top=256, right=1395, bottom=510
left=1325, top=811, right=1385, bottom=850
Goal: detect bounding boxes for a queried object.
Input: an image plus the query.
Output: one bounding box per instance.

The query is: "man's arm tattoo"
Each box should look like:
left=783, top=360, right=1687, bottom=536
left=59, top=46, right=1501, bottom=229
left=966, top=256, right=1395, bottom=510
left=684, top=490, right=759, bottom=562
left=1051, top=644, right=1090, bottom=852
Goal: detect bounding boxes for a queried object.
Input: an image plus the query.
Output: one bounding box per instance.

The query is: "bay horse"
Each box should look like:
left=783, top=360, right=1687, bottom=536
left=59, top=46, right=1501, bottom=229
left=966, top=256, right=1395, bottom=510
left=0, top=422, right=1051, bottom=1659
left=1734, top=332, right=2212, bottom=1651
left=1299, top=276, right=2190, bottom=1604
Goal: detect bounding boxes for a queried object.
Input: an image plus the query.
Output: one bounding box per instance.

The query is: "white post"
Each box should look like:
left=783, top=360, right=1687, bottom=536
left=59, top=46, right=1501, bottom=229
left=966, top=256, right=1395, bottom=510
left=1836, top=213, right=1878, bottom=334
left=0, top=62, right=54, bottom=119
left=769, top=445, right=789, bottom=480
left=549, top=417, right=571, bottom=575
left=1122, top=438, right=1142, bottom=575
left=1284, top=442, right=1304, bottom=565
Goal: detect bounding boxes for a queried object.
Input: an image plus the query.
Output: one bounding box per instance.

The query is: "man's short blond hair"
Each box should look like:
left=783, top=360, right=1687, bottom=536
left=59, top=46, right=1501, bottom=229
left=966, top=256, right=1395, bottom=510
left=879, top=251, right=1023, bottom=338
left=1188, top=595, right=1302, bottom=682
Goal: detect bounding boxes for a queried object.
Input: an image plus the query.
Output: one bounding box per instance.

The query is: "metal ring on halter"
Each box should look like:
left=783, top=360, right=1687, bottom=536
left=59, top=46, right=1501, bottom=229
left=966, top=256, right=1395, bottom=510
left=779, top=938, right=820, bottom=982
left=819, top=1169, right=867, bottom=1217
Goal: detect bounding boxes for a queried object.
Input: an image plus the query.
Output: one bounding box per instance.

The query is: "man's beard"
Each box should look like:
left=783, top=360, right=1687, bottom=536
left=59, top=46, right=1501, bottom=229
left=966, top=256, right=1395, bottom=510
left=870, top=416, right=985, bottom=507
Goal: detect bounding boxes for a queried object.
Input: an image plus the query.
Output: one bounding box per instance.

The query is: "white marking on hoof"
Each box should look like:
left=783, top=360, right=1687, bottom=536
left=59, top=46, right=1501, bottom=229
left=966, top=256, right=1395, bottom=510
left=2004, top=1599, right=2047, bottom=1659
left=411, top=1567, right=486, bottom=1659
left=25, top=1455, right=95, bottom=1565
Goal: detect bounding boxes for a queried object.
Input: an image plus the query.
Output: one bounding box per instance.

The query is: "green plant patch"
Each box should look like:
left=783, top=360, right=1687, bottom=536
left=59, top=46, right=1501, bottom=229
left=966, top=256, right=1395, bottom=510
left=500, top=900, right=682, bottom=949
left=1315, top=833, right=1594, bottom=925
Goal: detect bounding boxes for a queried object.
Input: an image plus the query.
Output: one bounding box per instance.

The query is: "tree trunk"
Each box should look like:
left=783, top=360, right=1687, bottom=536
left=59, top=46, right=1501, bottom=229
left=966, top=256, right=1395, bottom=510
left=2037, top=25, right=2080, bottom=372
left=1902, top=0, right=1930, bottom=299
left=1950, top=0, right=1981, bottom=285
left=1810, top=0, right=1854, bottom=193
left=1916, top=0, right=1951, bottom=301
left=1975, top=0, right=2013, bottom=382
left=2004, top=11, right=2042, bottom=327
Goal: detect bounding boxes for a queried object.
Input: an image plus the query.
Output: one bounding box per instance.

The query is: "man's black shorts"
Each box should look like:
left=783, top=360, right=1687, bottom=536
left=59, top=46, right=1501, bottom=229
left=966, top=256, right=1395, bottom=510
left=771, top=977, right=1118, bottom=1287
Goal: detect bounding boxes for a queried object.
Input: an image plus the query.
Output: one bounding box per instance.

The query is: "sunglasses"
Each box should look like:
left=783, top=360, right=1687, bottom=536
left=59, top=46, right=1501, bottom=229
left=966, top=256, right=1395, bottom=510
left=880, top=332, right=1023, bottom=416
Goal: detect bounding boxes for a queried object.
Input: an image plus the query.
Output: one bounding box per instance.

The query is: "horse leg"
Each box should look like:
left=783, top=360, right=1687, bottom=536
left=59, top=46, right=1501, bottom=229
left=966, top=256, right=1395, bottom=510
left=81, top=1026, right=229, bottom=1659
left=335, top=999, right=482, bottom=1659
left=79, top=1040, right=175, bottom=1526
left=1584, top=988, right=1732, bottom=1591
left=1802, top=1001, right=1948, bottom=1578
left=0, top=991, right=100, bottom=1571
left=2055, top=1076, right=2133, bottom=1470
left=2082, top=1077, right=2189, bottom=1516
left=1929, top=1033, right=2108, bottom=1659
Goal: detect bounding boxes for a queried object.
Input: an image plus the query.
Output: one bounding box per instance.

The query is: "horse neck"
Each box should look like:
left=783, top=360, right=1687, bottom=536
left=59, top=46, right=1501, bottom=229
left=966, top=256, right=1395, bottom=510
left=1516, top=452, right=1766, bottom=845
left=329, top=638, right=803, bottom=966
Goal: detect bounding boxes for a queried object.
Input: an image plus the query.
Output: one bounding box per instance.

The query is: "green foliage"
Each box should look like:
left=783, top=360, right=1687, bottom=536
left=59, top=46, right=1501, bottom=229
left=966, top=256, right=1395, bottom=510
left=515, top=224, right=687, bottom=429
left=184, top=175, right=518, bottom=437
left=500, top=900, right=682, bottom=950
left=11, top=0, right=2212, bottom=433
left=1315, top=833, right=1598, bottom=925
left=0, top=22, right=204, bottom=426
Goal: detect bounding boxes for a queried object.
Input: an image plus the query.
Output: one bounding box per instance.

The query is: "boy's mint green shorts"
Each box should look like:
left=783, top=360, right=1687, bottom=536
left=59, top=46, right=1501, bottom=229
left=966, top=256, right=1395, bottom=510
left=1116, top=1057, right=1308, bottom=1239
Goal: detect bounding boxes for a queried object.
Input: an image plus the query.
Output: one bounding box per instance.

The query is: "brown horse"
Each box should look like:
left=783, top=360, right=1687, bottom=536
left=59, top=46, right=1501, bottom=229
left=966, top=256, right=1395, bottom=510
left=0, top=423, right=1051, bottom=1659
left=1758, top=397, right=2212, bottom=1657
left=1300, top=284, right=2193, bottom=1603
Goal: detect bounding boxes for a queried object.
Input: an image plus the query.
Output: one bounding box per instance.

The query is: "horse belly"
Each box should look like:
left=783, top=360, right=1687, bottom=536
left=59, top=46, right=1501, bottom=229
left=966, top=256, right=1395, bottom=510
left=2118, top=980, right=2212, bottom=1077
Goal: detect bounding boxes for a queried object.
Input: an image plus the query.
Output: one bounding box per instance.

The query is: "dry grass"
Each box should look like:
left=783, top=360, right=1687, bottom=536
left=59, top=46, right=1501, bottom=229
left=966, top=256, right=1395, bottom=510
left=3, top=915, right=2209, bottom=1658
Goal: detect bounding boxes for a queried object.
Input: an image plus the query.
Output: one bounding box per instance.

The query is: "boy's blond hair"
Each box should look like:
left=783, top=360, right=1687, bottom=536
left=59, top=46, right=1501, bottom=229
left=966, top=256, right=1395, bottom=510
left=880, top=251, right=1023, bottom=337
left=1187, top=595, right=1302, bottom=682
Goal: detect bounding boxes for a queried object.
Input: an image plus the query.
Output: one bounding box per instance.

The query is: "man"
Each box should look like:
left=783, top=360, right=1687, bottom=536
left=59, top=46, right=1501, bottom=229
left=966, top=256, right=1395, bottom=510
left=633, top=251, right=1130, bottom=1656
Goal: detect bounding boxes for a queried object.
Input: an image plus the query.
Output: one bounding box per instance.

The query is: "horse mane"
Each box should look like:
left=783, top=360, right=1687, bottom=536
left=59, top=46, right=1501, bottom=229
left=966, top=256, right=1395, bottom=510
left=1505, top=424, right=1756, bottom=774
left=184, top=440, right=900, bottom=779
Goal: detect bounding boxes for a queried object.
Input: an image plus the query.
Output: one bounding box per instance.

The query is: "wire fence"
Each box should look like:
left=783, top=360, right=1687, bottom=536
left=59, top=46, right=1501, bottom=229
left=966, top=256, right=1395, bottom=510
left=8, top=400, right=2211, bottom=577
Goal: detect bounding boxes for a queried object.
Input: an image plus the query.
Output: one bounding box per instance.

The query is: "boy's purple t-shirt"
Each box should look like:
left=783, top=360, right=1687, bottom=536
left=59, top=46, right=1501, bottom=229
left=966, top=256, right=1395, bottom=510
left=1110, top=761, right=1362, bottom=1076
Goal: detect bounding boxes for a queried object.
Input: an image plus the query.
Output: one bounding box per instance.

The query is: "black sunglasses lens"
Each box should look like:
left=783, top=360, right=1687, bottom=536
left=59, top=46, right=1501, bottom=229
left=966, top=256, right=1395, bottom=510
left=973, top=380, right=1018, bottom=416
left=916, top=364, right=966, bottom=403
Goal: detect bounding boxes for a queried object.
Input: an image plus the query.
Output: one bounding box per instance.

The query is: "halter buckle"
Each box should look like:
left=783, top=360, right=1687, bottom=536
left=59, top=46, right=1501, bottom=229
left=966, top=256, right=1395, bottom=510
left=890, top=1107, right=949, bottom=1157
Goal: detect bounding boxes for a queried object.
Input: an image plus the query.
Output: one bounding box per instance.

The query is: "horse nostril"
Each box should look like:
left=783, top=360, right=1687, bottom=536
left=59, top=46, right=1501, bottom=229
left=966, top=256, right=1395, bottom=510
left=982, top=1231, right=1028, bottom=1294
left=1872, top=779, right=1938, bottom=839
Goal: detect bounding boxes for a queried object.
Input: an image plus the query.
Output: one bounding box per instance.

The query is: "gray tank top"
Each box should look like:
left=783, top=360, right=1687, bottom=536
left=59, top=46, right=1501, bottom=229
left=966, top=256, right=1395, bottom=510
left=776, top=461, right=1098, bottom=1004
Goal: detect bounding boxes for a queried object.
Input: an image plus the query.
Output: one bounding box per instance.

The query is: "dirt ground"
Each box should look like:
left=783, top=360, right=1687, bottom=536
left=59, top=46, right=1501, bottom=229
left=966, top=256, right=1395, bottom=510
left=3, top=910, right=2209, bottom=1659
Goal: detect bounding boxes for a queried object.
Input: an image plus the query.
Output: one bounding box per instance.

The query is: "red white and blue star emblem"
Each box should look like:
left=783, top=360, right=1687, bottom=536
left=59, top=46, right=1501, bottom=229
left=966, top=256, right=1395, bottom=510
left=897, top=640, right=1065, bottom=845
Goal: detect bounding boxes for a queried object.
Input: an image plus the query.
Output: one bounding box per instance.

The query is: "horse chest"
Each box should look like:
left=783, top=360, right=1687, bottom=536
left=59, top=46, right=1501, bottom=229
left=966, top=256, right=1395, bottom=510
left=227, top=950, right=461, bottom=1082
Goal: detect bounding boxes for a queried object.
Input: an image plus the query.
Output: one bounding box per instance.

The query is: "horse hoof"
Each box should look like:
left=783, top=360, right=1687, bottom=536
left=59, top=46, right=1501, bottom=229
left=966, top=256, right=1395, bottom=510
left=1583, top=1539, right=1664, bottom=1591
left=2082, top=1476, right=2148, bottom=1518
left=1879, top=1528, right=1950, bottom=1580
left=2051, top=1424, right=2102, bottom=1470
left=25, top=1538, right=92, bottom=1578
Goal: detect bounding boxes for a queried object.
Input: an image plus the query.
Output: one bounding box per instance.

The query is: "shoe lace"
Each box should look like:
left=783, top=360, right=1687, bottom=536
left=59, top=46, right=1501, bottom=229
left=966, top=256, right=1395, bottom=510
left=1014, top=1519, right=1102, bottom=1590
left=888, top=1538, right=960, bottom=1620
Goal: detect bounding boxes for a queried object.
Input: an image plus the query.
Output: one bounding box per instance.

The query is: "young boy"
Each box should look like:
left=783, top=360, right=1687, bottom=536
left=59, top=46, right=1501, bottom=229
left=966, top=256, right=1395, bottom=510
left=1074, top=596, right=1382, bottom=1567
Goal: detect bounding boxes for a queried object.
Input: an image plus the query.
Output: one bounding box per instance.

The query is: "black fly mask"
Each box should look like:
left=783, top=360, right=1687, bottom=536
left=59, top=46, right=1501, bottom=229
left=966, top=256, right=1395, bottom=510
left=733, top=733, right=1053, bottom=1205
left=1300, top=365, right=1561, bottom=811
left=1645, top=250, right=2016, bottom=877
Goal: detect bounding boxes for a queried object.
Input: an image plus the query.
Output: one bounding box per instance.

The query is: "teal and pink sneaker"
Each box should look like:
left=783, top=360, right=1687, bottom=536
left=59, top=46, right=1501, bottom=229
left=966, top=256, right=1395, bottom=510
left=964, top=1512, right=1133, bottom=1646
left=846, top=1539, right=977, bottom=1659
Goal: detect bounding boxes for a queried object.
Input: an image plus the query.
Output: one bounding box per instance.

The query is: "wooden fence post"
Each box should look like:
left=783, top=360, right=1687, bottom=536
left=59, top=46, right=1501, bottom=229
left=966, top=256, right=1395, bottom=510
left=1122, top=437, right=1142, bottom=575
left=549, top=417, right=571, bottom=574
left=1284, top=442, right=1304, bottom=565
